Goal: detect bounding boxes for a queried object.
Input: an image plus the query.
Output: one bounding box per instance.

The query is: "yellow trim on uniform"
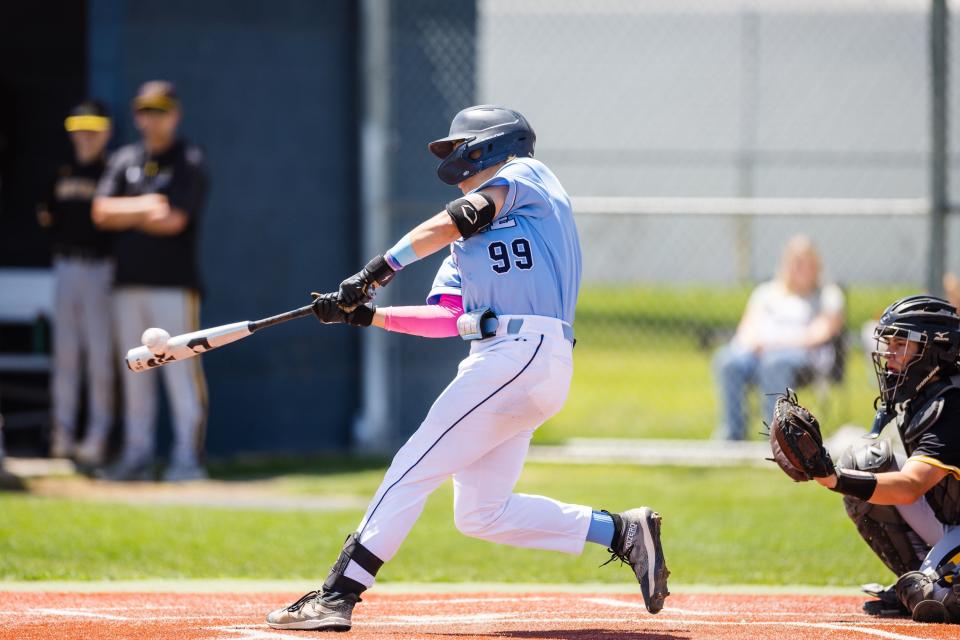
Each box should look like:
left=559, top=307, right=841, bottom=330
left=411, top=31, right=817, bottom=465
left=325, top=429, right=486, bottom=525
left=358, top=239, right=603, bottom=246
left=64, top=115, right=111, bottom=132
left=909, top=455, right=960, bottom=480
left=133, top=94, right=178, bottom=113
left=944, top=550, right=960, bottom=584
left=187, top=290, right=209, bottom=461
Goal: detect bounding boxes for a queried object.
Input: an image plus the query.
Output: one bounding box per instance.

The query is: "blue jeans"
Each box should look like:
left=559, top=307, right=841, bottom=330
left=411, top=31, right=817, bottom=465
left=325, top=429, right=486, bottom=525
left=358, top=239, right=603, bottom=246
left=712, top=343, right=810, bottom=441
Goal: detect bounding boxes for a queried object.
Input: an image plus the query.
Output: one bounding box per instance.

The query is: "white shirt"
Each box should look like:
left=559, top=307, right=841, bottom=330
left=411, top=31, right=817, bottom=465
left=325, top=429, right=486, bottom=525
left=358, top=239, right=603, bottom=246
left=744, top=280, right=844, bottom=346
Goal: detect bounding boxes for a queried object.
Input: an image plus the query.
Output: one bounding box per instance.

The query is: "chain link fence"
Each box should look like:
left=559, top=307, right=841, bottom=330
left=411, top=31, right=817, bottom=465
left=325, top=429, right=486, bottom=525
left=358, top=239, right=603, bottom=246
left=474, top=0, right=959, bottom=442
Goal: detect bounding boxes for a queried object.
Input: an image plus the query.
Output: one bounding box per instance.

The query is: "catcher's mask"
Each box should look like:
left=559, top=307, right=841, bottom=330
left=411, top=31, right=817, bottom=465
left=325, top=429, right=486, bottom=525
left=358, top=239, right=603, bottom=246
left=871, top=295, right=960, bottom=407
left=428, top=105, right=535, bottom=186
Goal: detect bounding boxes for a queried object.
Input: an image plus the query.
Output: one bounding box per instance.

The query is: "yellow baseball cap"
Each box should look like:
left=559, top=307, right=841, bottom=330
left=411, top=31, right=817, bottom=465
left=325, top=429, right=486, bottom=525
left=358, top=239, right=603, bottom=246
left=133, top=80, right=180, bottom=113
left=64, top=100, right=111, bottom=132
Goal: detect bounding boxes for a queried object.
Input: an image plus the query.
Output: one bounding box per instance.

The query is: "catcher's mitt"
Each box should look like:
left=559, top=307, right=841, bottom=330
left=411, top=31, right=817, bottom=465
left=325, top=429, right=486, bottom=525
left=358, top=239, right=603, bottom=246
left=767, top=388, right=835, bottom=482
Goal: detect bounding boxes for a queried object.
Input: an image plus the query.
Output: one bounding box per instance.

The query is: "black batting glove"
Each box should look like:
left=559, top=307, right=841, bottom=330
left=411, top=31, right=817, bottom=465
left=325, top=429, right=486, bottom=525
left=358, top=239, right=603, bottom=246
left=311, top=292, right=375, bottom=327
left=338, top=255, right=396, bottom=312
left=312, top=292, right=347, bottom=324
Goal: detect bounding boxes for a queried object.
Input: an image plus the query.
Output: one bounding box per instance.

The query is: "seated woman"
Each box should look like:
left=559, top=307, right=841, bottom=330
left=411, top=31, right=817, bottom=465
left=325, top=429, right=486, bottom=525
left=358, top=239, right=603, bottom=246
left=713, top=235, right=844, bottom=440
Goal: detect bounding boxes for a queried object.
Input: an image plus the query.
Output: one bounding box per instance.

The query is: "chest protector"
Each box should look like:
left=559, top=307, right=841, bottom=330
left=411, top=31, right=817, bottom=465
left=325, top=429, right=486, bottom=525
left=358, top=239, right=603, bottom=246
left=900, top=375, right=960, bottom=525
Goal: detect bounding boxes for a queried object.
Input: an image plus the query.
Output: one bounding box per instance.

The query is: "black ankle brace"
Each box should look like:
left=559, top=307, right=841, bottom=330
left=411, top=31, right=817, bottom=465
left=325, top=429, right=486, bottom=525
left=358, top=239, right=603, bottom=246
left=323, top=532, right=384, bottom=597
left=605, top=511, right=624, bottom=549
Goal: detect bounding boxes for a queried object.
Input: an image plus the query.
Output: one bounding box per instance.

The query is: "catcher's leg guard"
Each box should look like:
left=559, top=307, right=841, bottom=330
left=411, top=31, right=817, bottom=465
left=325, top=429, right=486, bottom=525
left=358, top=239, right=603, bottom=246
left=322, top=532, right=384, bottom=597
left=894, top=568, right=960, bottom=623
left=895, top=571, right=945, bottom=622
left=840, top=441, right=929, bottom=576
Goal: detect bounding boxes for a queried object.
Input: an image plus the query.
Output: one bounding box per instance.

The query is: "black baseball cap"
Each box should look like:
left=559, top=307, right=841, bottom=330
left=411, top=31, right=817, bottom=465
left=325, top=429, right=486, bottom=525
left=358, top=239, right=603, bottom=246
left=64, top=100, right=111, bottom=132
left=133, top=80, right=180, bottom=113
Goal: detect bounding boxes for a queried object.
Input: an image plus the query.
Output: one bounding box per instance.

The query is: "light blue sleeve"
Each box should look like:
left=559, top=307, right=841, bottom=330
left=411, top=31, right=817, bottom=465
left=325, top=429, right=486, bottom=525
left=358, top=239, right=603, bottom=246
left=426, top=252, right=462, bottom=304
left=472, top=159, right=549, bottom=219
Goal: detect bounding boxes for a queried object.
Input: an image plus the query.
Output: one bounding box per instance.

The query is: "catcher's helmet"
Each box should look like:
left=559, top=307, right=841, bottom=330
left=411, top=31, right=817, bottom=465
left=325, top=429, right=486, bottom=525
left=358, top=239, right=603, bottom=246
left=428, top=105, right=535, bottom=185
left=871, top=294, right=960, bottom=406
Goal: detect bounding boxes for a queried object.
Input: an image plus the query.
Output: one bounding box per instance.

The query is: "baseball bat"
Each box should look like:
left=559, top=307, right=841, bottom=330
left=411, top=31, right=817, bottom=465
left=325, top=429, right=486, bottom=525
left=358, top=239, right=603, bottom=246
left=125, top=304, right=315, bottom=372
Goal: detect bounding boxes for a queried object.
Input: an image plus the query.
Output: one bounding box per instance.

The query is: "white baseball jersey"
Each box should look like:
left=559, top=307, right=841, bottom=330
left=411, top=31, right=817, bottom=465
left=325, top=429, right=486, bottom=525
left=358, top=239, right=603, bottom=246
left=428, top=157, right=581, bottom=324
left=344, top=157, right=590, bottom=591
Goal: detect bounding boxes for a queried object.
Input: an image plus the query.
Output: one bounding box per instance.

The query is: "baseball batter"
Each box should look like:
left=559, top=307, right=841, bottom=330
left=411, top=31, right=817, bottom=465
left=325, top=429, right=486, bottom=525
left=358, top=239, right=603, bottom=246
left=266, top=105, right=669, bottom=631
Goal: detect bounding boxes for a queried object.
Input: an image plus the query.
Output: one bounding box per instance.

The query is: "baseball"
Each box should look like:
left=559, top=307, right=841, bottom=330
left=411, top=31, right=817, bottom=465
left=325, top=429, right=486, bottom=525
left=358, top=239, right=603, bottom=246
left=141, top=327, right=171, bottom=354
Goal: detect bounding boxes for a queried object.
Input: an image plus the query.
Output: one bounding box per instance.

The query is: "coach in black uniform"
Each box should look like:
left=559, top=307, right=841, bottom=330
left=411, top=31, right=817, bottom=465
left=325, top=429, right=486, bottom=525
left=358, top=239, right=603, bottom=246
left=819, top=295, right=960, bottom=623
left=37, top=100, right=114, bottom=467
left=93, top=81, right=209, bottom=482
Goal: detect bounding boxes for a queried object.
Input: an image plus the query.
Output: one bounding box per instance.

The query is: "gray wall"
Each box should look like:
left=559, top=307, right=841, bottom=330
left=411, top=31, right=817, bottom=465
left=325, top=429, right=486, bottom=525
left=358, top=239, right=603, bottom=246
left=479, top=0, right=960, bottom=286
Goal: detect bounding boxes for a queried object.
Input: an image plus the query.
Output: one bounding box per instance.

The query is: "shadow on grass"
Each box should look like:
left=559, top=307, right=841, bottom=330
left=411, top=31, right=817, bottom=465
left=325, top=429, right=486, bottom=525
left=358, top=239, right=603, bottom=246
left=451, top=630, right=688, bottom=640
left=207, top=453, right=390, bottom=481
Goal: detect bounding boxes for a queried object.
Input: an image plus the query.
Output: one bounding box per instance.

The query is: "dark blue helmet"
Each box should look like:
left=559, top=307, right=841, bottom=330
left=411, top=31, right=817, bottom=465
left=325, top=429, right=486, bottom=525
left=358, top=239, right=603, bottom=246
left=428, top=105, right=536, bottom=185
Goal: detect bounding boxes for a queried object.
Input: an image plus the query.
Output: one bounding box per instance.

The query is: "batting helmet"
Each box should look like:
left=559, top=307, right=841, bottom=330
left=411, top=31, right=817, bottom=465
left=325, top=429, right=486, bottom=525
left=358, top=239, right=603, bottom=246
left=871, top=294, right=960, bottom=406
left=428, top=105, right=535, bottom=185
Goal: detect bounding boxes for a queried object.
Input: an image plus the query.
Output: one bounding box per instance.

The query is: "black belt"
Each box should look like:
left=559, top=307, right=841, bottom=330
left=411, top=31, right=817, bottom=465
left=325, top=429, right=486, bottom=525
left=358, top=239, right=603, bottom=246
left=54, top=246, right=109, bottom=260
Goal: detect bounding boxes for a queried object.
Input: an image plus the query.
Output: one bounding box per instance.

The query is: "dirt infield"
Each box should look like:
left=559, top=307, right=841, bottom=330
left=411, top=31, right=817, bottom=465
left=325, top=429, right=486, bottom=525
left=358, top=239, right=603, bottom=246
left=0, top=590, right=952, bottom=640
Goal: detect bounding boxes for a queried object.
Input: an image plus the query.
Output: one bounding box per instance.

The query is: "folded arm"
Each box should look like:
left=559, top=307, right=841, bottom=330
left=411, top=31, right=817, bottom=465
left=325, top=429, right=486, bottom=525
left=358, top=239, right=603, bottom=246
left=92, top=194, right=187, bottom=235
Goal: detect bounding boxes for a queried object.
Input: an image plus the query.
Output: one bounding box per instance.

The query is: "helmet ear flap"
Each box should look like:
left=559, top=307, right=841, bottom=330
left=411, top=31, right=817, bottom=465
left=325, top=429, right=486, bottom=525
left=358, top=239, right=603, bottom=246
left=435, top=141, right=479, bottom=185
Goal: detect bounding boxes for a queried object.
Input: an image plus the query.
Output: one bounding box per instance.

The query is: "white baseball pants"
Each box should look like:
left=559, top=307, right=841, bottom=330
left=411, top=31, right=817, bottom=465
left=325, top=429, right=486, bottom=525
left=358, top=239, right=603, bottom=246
left=113, top=286, right=208, bottom=466
left=345, top=325, right=592, bottom=588
left=891, top=454, right=960, bottom=600
left=51, top=256, right=115, bottom=445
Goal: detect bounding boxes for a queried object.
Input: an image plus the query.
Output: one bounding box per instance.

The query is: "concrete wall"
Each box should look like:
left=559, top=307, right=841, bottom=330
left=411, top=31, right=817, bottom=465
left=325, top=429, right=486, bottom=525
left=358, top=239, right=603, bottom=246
left=479, top=0, right=960, bottom=286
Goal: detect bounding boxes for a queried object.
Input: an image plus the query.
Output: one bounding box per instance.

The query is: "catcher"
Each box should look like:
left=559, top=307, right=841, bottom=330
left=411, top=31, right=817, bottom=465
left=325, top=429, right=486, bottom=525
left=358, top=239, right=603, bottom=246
left=769, top=294, right=960, bottom=624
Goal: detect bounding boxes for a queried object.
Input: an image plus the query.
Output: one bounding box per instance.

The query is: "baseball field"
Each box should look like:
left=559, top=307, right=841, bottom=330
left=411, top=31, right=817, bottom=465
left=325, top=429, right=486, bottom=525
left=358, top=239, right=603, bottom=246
left=0, top=460, right=947, bottom=639
left=3, top=589, right=950, bottom=640
left=1, top=286, right=941, bottom=638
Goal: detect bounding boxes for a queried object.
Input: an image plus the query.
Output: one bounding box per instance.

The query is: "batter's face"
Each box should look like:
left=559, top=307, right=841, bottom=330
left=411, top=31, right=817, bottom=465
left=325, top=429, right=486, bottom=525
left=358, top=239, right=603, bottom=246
left=69, top=129, right=111, bottom=165
left=881, top=336, right=921, bottom=373
left=458, top=158, right=506, bottom=194
left=135, top=108, right=180, bottom=152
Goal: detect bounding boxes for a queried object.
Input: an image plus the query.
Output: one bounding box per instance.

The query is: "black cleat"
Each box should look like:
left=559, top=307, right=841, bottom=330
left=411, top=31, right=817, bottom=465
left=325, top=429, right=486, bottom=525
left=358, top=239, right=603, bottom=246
left=266, top=590, right=359, bottom=631
left=861, top=582, right=909, bottom=617
left=606, top=507, right=670, bottom=614
left=862, top=598, right=910, bottom=617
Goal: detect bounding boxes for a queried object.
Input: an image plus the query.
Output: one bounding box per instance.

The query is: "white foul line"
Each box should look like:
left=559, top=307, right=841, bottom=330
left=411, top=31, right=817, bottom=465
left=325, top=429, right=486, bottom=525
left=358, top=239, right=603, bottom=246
left=32, top=608, right=129, bottom=620
left=585, top=597, right=861, bottom=618
left=24, top=608, right=249, bottom=622
left=381, top=612, right=519, bottom=624
left=205, top=627, right=318, bottom=640
left=806, top=623, right=932, bottom=640
left=404, top=596, right=552, bottom=605
left=362, top=613, right=935, bottom=640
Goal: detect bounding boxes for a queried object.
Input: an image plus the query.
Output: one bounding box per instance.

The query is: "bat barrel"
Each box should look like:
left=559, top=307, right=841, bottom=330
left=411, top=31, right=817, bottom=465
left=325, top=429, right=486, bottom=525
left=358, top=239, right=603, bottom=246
left=125, top=304, right=315, bottom=372
left=125, top=321, right=253, bottom=372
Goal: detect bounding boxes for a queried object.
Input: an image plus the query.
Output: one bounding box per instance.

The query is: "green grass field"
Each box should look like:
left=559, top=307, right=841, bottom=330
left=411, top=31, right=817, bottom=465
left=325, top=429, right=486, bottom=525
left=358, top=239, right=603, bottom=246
left=0, top=462, right=888, bottom=586
left=0, top=286, right=914, bottom=589
left=535, top=284, right=914, bottom=442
